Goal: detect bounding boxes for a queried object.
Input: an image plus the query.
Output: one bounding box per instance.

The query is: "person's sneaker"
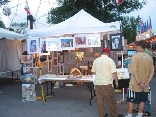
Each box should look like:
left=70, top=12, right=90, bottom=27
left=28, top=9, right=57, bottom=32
left=118, top=114, right=124, bottom=117
left=104, top=113, right=108, bottom=117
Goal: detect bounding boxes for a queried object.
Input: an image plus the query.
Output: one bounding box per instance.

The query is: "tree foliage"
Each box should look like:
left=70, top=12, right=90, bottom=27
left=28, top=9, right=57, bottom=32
left=121, top=15, right=141, bottom=44
left=47, top=0, right=146, bottom=44
left=0, top=0, right=10, bottom=6
left=0, top=20, right=5, bottom=28
left=10, top=22, right=27, bottom=35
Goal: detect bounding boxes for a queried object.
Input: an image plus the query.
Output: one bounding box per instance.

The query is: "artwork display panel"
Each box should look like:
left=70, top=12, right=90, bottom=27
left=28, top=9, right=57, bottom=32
left=54, top=51, right=58, bottom=58
left=110, top=33, right=123, bottom=51
left=27, top=38, right=39, bottom=54
left=46, top=38, right=61, bottom=51
left=39, top=39, right=50, bottom=55
left=87, top=34, right=101, bottom=47
left=74, top=34, right=87, bottom=48
left=60, top=37, right=75, bottom=50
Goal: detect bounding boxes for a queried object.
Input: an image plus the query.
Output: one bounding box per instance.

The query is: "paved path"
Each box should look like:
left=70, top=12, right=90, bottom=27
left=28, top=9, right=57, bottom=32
left=0, top=76, right=156, bottom=117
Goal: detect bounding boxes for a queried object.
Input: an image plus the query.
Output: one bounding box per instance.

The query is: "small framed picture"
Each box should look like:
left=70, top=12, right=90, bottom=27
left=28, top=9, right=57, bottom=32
left=39, top=39, right=50, bottom=55
left=48, top=61, right=52, bottom=72
left=21, top=55, right=33, bottom=63
left=48, top=51, right=53, bottom=61
left=60, top=37, right=75, bottom=50
left=27, top=38, right=39, bottom=54
left=54, top=58, right=58, bottom=66
left=60, top=64, right=64, bottom=74
left=75, top=52, right=84, bottom=62
left=110, top=33, right=123, bottom=51
left=54, top=51, right=58, bottom=58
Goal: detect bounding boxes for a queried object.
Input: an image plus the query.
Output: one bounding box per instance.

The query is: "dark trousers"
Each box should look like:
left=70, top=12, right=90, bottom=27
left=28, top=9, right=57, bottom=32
left=95, top=84, right=118, bottom=117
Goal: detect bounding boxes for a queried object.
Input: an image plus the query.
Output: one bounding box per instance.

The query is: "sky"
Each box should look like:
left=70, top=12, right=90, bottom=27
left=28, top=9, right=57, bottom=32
left=0, top=0, right=156, bottom=35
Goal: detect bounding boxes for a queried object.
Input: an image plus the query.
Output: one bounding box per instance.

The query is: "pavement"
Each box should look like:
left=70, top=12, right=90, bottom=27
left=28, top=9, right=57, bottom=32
left=0, top=76, right=156, bottom=117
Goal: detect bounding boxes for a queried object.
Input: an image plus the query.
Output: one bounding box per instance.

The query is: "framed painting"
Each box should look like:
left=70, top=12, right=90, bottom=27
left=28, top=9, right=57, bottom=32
left=110, top=33, right=123, bottom=51
left=21, top=55, right=33, bottom=63
left=48, top=51, right=53, bottom=61
left=75, top=52, right=84, bottom=62
left=54, top=51, right=58, bottom=58
left=60, top=37, right=75, bottom=50
left=27, top=38, right=39, bottom=54
left=60, top=64, right=64, bottom=74
left=48, top=61, right=52, bottom=72
left=54, top=58, right=58, bottom=66
left=87, top=34, right=101, bottom=47
left=39, top=39, right=50, bottom=55
left=46, top=38, right=61, bottom=51
left=74, top=34, right=87, bottom=48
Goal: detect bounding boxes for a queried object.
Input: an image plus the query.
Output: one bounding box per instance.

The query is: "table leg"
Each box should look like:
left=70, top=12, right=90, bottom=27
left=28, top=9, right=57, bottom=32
left=41, top=83, right=45, bottom=104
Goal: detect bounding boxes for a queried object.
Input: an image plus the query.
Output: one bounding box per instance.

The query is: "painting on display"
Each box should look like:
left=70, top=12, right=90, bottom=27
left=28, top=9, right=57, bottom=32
left=87, top=34, right=101, bottom=47
left=61, top=54, right=64, bottom=63
left=116, top=68, right=130, bottom=79
left=48, top=61, right=52, bottom=72
left=22, top=84, right=36, bottom=102
left=60, top=37, right=75, bottom=50
left=27, top=38, right=39, bottom=54
left=54, top=58, right=58, bottom=66
left=48, top=51, right=53, bottom=61
left=58, top=54, right=60, bottom=64
left=110, top=33, right=123, bottom=51
left=21, top=75, right=35, bottom=83
left=60, top=64, right=64, bottom=74
left=39, top=39, right=50, bottom=55
left=75, top=34, right=87, bottom=48
left=75, top=52, right=84, bottom=62
left=95, top=53, right=99, bottom=58
left=54, top=51, right=58, bottom=58
left=23, top=67, right=33, bottom=75
left=23, top=63, right=33, bottom=68
left=46, top=38, right=61, bottom=51
left=57, top=65, right=60, bottom=74
left=21, top=55, right=33, bottom=63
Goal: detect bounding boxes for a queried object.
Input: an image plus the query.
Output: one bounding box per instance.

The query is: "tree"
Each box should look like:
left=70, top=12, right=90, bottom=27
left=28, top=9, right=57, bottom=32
left=9, top=22, right=27, bottom=35
left=47, top=0, right=146, bottom=44
left=0, top=20, right=5, bottom=28
left=0, top=0, right=10, bottom=6
left=121, top=15, right=141, bottom=44
left=47, top=0, right=146, bottom=24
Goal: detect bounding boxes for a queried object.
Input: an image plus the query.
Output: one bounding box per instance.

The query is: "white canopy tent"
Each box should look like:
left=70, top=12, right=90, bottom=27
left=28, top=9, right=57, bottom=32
left=28, top=9, right=120, bottom=37
left=0, top=28, right=27, bottom=40
left=0, top=28, right=27, bottom=71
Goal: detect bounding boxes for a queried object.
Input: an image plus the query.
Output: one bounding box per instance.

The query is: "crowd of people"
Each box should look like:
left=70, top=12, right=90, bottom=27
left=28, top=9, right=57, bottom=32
left=91, top=40, right=154, bottom=117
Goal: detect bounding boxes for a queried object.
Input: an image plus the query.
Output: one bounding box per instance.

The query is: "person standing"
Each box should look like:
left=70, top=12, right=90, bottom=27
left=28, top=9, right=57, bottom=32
left=91, top=48, right=123, bottom=117
left=126, top=40, right=154, bottom=117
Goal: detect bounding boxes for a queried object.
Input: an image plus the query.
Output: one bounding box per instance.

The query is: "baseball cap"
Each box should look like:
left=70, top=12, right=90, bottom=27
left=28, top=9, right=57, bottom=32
left=102, top=48, right=110, bottom=53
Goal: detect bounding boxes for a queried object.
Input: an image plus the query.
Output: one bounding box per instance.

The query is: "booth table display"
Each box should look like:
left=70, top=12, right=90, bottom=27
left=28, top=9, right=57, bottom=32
left=38, top=75, right=95, bottom=105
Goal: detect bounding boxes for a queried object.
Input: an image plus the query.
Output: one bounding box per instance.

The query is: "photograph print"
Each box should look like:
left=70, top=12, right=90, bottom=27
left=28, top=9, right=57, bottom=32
left=39, top=39, right=50, bottom=55
left=110, top=33, right=123, bottom=51
left=60, top=37, right=75, bottom=50
left=46, top=38, right=61, bottom=51
left=74, top=34, right=87, bottom=48
left=27, top=38, right=39, bottom=54
left=87, top=34, right=101, bottom=47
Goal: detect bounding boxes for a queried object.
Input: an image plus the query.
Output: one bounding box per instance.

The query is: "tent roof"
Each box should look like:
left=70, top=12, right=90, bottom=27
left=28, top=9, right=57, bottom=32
left=28, top=9, right=120, bottom=37
left=0, top=28, right=27, bottom=40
